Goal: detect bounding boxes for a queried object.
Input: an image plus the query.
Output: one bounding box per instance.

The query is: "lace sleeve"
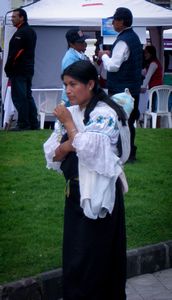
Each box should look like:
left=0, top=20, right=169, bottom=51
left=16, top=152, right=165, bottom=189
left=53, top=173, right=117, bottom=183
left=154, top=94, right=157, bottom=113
left=43, top=120, right=65, bottom=173
left=72, top=105, right=121, bottom=177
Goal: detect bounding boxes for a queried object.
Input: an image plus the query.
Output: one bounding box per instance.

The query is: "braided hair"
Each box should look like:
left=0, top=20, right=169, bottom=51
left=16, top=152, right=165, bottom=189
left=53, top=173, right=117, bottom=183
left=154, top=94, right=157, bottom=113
left=61, top=60, right=127, bottom=126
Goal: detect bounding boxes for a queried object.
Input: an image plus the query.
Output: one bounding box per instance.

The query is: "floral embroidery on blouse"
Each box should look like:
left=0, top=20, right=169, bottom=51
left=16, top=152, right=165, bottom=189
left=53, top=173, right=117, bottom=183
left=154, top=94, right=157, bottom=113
left=87, top=115, right=116, bottom=127
left=96, top=115, right=104, bottom=124
left=108, top=117, right=115, bottom=127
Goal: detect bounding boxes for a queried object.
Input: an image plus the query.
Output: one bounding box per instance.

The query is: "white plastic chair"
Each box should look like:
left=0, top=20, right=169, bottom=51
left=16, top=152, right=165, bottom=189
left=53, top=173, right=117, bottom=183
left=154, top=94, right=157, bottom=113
left=32, top=88, right=63, bottom=129
left=143, top=85, right=172, bottom=129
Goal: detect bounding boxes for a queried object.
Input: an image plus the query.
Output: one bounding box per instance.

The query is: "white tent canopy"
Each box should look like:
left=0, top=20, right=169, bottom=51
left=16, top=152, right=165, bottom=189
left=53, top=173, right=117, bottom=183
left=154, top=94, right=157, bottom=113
left=2, top=0, right=172, bottom=103
left=20, top=0, right=172, bottom=27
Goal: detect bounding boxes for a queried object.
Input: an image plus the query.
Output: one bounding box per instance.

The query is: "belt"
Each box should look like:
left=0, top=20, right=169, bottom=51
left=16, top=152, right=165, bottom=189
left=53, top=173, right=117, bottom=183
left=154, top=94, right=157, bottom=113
left=66, top=177, right=79, bottom=197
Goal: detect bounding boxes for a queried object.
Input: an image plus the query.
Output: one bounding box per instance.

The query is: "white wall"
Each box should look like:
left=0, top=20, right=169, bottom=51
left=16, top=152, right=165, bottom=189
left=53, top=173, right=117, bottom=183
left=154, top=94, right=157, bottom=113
left=32, top=26, right=76, bottom=89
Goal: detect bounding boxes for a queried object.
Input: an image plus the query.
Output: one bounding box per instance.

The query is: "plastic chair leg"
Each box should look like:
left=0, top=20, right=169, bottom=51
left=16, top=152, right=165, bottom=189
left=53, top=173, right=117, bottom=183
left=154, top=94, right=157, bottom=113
left=150, top=113, right=157, bottom=128
left=143, top=114, right=148, bottom=128
left=39, top=112, right=45, bottom=129
left=168, top=113, right=172, bottom=128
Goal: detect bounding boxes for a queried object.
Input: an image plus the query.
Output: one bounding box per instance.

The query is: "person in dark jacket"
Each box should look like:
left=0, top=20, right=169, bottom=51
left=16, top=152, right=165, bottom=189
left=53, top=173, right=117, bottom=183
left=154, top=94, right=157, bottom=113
left=98, top=7, right=142, bottom=162
left=4, top=8, right=39, bottom=130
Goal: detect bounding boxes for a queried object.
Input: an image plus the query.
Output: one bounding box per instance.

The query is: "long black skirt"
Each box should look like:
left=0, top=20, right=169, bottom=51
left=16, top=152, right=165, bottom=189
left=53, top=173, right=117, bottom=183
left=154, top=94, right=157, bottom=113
left=62, top=177, right=127, bottom=300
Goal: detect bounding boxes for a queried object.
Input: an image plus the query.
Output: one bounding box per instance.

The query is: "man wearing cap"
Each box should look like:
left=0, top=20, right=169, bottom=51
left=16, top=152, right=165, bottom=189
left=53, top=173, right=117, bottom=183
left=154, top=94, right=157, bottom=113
left=98, top=7, right=142, bottom=162
left=61, top=28, right=89, bottom=106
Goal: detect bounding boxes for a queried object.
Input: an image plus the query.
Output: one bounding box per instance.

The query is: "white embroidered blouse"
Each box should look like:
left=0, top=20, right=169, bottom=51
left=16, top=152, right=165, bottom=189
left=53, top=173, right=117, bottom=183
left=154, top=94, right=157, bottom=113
left=43, top=101, right=129, bottom=219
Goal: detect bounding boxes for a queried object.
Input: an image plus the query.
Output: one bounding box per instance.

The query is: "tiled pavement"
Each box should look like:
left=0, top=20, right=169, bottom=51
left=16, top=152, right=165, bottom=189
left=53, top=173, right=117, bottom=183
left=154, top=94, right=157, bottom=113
left=126, top=268, right=172, bottom=300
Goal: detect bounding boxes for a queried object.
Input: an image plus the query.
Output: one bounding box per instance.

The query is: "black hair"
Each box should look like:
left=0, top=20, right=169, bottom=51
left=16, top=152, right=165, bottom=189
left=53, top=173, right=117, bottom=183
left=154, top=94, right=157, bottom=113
left=144, top=45, right=157, bottom=61
left=61, top=60, right=127, bottom=126
left=123, top=18, right=132, bottom=27
left=13, top=8, right=28, bottom=22
left=113, top=7, right=133, bottom=27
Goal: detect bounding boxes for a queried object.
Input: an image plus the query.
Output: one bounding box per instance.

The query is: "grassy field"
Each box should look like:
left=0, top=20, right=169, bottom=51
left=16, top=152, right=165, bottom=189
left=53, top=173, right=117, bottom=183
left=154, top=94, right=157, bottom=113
left=0, top=128, right=172, bottom=284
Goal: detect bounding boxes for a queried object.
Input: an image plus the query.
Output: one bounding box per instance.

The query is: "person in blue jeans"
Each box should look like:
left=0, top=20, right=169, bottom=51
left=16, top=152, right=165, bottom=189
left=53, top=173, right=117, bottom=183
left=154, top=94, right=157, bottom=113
left=4, top=8, right=39, bottom=131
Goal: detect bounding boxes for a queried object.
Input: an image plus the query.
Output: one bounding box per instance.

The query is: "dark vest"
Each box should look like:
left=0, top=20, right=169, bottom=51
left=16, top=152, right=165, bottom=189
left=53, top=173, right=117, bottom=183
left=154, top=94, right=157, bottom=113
left=107, top=28, right=142, bottom=96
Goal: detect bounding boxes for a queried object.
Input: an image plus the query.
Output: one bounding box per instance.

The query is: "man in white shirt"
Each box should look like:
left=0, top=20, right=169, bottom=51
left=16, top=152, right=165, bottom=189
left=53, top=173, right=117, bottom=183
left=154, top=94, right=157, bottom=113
left=98, top=7, right=142, bottom=162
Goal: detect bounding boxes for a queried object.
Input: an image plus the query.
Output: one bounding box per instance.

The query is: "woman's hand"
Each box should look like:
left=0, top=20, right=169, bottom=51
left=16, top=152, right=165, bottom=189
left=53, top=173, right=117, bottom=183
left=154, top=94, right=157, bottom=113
left=53, top=104, right=73, bottom=126
left=54, top=104, right=78, bottom=139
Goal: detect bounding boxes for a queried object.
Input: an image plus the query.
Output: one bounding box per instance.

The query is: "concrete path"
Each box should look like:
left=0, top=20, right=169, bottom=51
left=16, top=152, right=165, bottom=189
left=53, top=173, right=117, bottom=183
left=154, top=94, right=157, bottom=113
left=1, top=252, right=171, bottom=300
left=126, top=268, right=172, bottom=300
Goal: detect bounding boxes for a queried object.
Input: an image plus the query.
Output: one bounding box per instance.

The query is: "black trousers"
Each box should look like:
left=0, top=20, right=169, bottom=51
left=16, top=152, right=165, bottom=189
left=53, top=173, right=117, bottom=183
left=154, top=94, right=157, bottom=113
left=128, top=94, right=140, bottom=158
left=10, top=75, right=38, bottom=129
left=62, top=178, right=127, bottom=300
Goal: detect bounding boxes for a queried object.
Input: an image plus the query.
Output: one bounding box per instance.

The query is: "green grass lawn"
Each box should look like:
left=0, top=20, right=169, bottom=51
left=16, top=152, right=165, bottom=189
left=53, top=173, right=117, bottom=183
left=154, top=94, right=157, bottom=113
left=0, top=128, right=172, bottom=284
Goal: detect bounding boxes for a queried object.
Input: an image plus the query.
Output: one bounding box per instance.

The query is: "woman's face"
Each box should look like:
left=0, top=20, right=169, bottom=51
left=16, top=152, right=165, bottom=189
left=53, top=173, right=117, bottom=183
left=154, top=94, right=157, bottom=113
left=63, top=75, right=94, bottom=108
left=144, top=49, right=151, bottom=61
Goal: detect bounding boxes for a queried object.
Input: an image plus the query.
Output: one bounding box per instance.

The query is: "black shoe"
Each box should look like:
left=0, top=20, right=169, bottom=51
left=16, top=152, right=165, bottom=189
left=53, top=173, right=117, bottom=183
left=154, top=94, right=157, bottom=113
left=139, top=120, right=144, bottom=128
left=30, top=122, right=40, bottom=130
left=9, top=126, right=30, bottom=131
left=127, top=145, right=137, bottom=163
left=30, top=126, right=40, bottom=130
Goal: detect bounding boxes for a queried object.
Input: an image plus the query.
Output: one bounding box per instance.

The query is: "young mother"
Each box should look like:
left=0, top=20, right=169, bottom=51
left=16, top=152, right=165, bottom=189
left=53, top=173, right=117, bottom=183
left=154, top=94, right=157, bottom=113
left=44, top=60, right=130, bottom=300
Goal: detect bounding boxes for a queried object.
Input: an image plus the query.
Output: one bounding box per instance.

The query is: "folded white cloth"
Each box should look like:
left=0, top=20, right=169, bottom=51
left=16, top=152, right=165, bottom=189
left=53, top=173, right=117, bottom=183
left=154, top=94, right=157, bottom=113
left=3, top=86, right=17, bottom=128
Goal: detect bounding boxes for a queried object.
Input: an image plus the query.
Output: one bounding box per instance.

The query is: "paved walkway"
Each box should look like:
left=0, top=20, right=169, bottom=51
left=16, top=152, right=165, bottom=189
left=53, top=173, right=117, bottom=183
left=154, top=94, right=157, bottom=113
left=58, top=269, right=172, bottom=300
left=126, top=268, right=172, bottom=300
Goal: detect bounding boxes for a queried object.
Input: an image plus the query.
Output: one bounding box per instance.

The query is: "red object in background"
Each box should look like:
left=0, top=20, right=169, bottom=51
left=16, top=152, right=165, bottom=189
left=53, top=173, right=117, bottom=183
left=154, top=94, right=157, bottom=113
left=82, top=3, right=103, bottom=7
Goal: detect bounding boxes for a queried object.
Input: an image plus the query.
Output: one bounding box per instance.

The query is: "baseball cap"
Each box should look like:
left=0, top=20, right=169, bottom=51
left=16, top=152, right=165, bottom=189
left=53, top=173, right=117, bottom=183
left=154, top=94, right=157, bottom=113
left=66, top=29, right=88, bottom=44
left=112, top=7, right=133, bottom=24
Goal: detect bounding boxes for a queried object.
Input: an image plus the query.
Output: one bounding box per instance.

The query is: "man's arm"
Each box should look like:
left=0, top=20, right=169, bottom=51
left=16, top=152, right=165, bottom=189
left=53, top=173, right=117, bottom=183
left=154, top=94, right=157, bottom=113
left=5, top=32, right=24, bottom=76
left=99, top=41, right=130, bottom=72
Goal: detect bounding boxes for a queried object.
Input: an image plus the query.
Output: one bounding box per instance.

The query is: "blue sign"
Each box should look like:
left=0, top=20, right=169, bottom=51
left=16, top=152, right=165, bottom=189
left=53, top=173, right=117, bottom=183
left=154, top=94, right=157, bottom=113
left=101, top=18, right=118, bottom=37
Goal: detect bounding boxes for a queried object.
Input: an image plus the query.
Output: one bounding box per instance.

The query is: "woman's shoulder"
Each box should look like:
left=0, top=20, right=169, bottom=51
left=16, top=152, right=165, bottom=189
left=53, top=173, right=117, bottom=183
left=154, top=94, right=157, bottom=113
left=92, top=101, right=117, bottom=118
left=150, top=59, right=159, bottom=67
